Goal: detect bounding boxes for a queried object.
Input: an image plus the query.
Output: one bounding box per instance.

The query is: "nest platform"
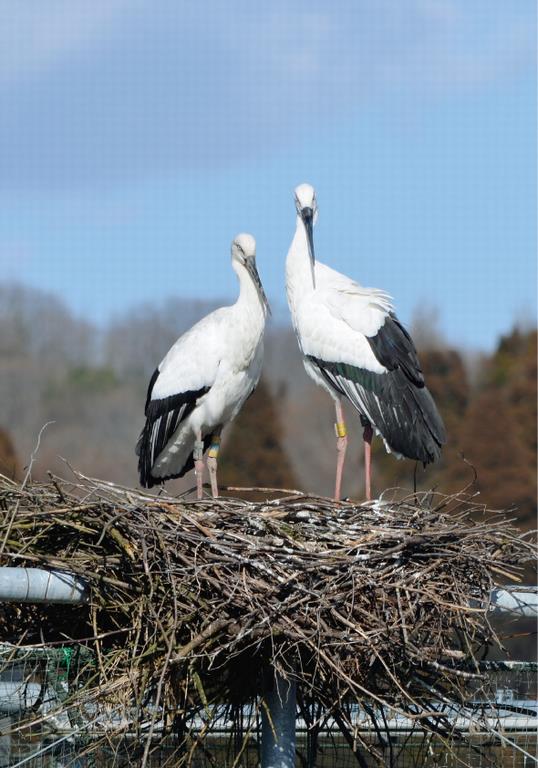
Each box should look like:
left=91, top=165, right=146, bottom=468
left=0, top=471, right=535, bottom=765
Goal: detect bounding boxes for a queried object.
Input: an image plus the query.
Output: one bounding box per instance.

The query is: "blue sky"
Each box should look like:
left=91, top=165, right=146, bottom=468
left=0, top=0, right=535, bottom=350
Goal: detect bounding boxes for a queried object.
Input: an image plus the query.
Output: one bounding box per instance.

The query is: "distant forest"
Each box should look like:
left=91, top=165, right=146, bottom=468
left=1, top=283, right=536, bottom=538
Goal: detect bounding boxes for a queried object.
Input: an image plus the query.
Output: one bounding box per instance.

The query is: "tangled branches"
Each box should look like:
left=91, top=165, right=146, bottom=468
left=0, top=471, right=535, bottom=765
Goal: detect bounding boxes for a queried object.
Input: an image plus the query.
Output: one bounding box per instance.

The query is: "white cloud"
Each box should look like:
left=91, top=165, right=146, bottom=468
left=1, top=1, right=532, bottom=92
left=0, top=0, right=534, bottom=187
left=0, top=1, right=131, bottom=87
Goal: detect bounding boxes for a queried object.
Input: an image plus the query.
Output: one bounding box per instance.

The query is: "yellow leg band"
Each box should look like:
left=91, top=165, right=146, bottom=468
left=334, top=422, right=347, bottom=438
left=207, top=436, right=221, bottom=459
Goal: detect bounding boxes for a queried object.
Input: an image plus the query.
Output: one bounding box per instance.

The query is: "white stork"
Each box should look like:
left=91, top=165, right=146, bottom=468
left=286, top=184, right=446, bottom=501
left=137, top=233, right=269, bottom=498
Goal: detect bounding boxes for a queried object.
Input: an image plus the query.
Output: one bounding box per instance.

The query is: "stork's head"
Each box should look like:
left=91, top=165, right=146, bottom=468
left=294, top=183, right=318, bottom=288
left=231, top=233, right=270, bottom=314
left=232, top=233, right=256, bottom=263
left=294, top=183, right=318, bottom=222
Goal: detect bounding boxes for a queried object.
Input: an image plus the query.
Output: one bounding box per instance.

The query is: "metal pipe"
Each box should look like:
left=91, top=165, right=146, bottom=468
left=489, top=588, right=537, bottom=619
left=0, top=682, right=44, bottom=714
left=261, top=673, right=296, bottom=768
left=0, top=567, right=534, bottom=616
left=0, top=568, right=88, bottom=604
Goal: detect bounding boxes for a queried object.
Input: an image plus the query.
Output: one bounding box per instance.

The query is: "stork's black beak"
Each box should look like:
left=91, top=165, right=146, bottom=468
left=301, top=207, right=316, bottom=288
left=245, top=258, right=271, bottom=316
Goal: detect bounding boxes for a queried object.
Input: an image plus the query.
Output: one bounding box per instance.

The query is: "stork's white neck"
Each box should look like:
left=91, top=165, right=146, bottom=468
left=233, top=261, right=267, bottom=325
left=286, top=215, right=315, bottom=316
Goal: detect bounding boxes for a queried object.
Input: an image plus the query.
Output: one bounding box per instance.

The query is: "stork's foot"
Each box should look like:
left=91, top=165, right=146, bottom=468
left=207, top=458, right=218, bottom=498
left=334, top=402, right=348, bottom=501
left=194, top=461, right=204, bottom=499
left=363, top=424, right=373, bottom=501
left=207, top=434, right=221, bottom=498
left=193, top=438, right=205, bottom=500
left=334, top=435, right=348, bottom=501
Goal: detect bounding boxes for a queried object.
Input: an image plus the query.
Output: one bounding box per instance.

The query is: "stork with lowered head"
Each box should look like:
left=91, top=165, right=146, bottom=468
left=137, top=233, right=269, bottom=498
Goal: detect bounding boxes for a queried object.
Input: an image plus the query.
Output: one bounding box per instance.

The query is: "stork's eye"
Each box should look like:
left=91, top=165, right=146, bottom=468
left=235, top=244, right=247, bottom=263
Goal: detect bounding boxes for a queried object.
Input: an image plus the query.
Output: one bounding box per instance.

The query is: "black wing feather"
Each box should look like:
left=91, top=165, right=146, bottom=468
left=146, top=433, right=214, bottom=487
left=137, top=386, right=209, bottom=488
left=367, top=313, right=424, bottom=386
left=144, top=367, right=159, bottom=413
left=307, top=313, right=446, bottom=464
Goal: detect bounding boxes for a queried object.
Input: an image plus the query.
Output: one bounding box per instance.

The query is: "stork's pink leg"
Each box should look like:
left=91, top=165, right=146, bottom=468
left=334, top=400, right=348, bottom=500
left=363, top=423, right=373, bottom=501
left=193, top=430, right=204, bottom=500
left=206, top=433, right=221, bottom=498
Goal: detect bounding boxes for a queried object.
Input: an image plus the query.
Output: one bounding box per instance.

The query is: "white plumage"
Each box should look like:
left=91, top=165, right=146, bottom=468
left=137, top=233, right=269, bottom=497
left=286, top=183, right=446, bottom=500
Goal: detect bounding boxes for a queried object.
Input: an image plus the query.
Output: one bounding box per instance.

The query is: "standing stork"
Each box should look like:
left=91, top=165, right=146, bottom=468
left=137, top=233, right=269, bottom=498
left=286, top=184, right=446, bottom=501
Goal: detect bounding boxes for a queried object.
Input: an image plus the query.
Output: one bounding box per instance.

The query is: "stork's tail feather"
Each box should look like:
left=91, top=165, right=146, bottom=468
left=396, top=384, right=446, bottom=465
left=137, top=430, right=212, bottom=488
left=136, top=387, right=210, bottom=488
left=342, top=375, right=445, bottom=465
left=136, top=423, right=160, bottom=489
left=308, top=356, right=446, bottom=465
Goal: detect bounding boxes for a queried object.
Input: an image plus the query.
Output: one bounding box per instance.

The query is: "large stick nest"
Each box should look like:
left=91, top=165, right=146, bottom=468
left=0, top=471, right=535, bottom=764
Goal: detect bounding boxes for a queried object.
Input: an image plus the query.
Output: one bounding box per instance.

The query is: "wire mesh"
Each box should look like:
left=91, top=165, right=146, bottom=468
left=296, top=661, right=538, bottom=768
left=0, top=645, right=535, bottom=767
left=0, top=643, right=96, bottom=767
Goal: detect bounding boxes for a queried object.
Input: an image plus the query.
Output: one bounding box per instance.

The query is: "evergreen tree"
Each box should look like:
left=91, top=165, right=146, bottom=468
left=372, top=348, right=469, bottom=493
left=371, top=332, right=537, bottom=530
left=485, top=329, right=537, bottom=459
left=218, top=379, right=298, bottom=499
left=456, top=329, right=537, bottom=530
left=0, top=427, right=20, bottom=480
left=445, top=389, right=534, bottom=519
